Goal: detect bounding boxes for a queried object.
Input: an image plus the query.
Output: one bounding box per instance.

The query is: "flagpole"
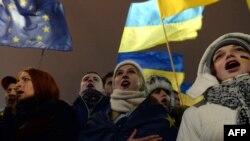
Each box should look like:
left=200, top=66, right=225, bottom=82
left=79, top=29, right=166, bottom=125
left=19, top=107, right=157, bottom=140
left=38, top=49, right=45, bottom=69
left=160, top=20, right=180, bottom=91
left=160, top=19, right=184, bottom=106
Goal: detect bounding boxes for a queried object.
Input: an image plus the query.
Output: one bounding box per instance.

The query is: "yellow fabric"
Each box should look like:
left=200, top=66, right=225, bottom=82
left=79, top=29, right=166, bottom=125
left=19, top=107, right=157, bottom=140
left=157, top=0, right=219, bottom=19
left=247, top=0, right=250, bottom=11
left=179, top=93, right=204, bottom=106
left=143, top=68, right=202, bottom=106
left=143, top=69, right=184, bottom=91
left=119, top=16, right=202, bottom=53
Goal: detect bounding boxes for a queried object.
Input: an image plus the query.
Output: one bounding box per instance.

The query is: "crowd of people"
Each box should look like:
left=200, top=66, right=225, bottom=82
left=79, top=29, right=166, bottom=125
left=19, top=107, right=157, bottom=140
left=0, top=32, right=250, bottom=141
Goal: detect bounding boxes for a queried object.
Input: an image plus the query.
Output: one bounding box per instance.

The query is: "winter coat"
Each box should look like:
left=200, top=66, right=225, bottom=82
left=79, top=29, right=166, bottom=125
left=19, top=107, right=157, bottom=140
left=72, top=89, right=110, bottom=129
left=0, top=99, right=80, bottom=141
left=77, top=98, right=178, bottom=141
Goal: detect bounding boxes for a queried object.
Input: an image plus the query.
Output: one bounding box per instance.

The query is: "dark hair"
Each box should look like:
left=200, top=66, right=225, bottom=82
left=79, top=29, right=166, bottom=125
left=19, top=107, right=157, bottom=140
left=19, top=67, right=59, bottom=102
left=102, top=71, right=113, bottom=86
left=1, top=76, right=16, bottom=90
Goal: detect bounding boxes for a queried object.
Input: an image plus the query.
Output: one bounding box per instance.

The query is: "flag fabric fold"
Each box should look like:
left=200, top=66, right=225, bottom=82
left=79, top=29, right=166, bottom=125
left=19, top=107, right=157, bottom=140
left=0, top=0, right=72, bottom=51
left=117, top=51, right=184, bottom=91
left=157, top=0, right=218, bottom=19
left=117, top=51, right=202, bottom=106
left=118, top=0, right=203, bottom=53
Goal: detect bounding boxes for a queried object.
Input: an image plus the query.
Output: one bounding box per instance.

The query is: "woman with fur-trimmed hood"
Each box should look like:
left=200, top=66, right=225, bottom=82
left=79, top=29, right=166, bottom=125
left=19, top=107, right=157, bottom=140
left=177, top=32, right=250, bottom=141
left=77, top=60, right=179, bottom=141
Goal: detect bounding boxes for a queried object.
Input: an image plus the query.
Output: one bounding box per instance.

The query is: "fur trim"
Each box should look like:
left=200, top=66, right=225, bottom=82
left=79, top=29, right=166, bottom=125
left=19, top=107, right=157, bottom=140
left=146, top=75, right=175, bottom=110
left=147, top=79, right=173, bottom=96
left=187, top=32, right=250, bottom=98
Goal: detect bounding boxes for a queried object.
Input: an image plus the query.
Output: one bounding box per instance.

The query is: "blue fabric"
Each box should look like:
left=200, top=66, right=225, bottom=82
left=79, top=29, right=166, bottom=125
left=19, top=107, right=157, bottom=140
left=125, top=0, right=203, bottom=26
left=117, top=51, right=184, bottom=72
left=0, top=0, right=72, bottom=51
left=77, top=98, right=178, bottom=141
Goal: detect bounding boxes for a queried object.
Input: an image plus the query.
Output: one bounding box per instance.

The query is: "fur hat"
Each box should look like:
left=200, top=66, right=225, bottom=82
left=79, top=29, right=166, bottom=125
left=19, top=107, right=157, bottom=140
left=146, top=75, right=175, bottom=109
left=1, top=76, right=16, bottom=90
left=113, top=60, right=146, bottom=92
left=187, top=32, right=250, bottom=98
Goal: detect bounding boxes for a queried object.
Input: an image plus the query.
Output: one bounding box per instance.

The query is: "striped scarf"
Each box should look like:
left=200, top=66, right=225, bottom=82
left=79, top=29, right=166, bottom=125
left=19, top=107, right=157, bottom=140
left=204, top=73, right=250, bottom=124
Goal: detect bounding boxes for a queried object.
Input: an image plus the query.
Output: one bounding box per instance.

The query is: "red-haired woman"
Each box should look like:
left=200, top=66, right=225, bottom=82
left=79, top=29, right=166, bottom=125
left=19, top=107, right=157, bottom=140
left=0, top=67, right=80, bottom=141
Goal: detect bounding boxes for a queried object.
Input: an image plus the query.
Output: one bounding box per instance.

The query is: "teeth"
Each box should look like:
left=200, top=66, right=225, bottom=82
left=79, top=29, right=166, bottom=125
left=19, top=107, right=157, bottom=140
left=121, top=80, right=130, bottom=87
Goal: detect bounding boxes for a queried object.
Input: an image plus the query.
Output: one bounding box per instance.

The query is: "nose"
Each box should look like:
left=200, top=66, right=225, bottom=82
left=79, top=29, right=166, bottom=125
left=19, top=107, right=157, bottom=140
left=9, top=89, right=16, bottom=95
left=225, top=52, right=235, bottom=59
left=15, top=82, right=21, bottom=91
left=122, top=73, right=129, bottom=79
left=159, top=90, right=167, bottom=97
left=88, top=78, right=93, bottom=82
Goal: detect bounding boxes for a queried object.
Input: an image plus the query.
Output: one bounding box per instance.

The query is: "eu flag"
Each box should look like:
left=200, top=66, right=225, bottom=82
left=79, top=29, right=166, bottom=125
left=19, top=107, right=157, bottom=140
left=0, top=0, right=72, bottom=51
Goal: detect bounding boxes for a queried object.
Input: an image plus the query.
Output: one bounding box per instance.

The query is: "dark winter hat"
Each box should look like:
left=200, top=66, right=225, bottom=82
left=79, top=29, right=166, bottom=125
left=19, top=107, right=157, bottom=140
left=1, top=76, right=17, bottom=90
left=146, top=75, right=175, bottom=108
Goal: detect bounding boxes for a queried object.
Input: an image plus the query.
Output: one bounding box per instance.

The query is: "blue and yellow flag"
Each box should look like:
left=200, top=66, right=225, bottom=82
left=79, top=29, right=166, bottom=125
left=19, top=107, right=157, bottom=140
left=119, top=0, right=203, bottom=53
left=117, top=51, right=202, bottom=106
left=157, top=0, right=218, bottom=19
left=117, top=51, right=184, bottom=91
left=0, top=0, right=72, bottom=51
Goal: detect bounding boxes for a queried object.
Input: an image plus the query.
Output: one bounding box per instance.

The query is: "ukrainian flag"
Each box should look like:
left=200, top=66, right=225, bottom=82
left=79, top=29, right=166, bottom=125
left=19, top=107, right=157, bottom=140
left=157, top=0, right=218, bottom=19
left=119, top=0, right=203, bottom=53
left=117, top=51, right=203, bottom=106
left=117, top=51, right=184, bottom=91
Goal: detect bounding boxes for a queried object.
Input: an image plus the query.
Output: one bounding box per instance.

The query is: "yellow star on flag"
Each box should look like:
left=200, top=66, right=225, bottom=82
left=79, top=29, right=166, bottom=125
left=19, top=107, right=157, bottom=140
left=36, top=35, right=43, bottom=41
left=20, top=0, right=27, bottom=7
left=165, top=114, right=175, bottom=128
left=8, top=3, right=15, bottom=10
left=12, top=36, right=20, bottom=43
left=43, top=26, right=50, bottom=33
left=42, top=14, right=49, bottom=21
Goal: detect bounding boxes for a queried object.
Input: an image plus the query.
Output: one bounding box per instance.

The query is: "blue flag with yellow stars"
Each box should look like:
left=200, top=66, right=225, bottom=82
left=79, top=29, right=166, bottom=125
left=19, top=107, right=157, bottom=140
left=0, top=0, right=72, bottom=51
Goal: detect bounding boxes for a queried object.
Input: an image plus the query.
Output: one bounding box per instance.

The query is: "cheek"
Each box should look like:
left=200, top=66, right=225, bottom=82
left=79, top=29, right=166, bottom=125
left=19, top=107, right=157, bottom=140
left=114, top=78, right=120, bottom=89
left=214, top=61, right=224, bottom=73
left=27, top=84, right=35, bottom=94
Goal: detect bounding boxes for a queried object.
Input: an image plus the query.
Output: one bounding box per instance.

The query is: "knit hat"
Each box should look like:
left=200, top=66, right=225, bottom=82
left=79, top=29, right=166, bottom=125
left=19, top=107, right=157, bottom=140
left=187, top=32, right=250, bottom=98
left=113, top=60, right=146, bottom=92
left=146, top=75, right=175, bottom=109
left=1, top=76, right=16, bottom=90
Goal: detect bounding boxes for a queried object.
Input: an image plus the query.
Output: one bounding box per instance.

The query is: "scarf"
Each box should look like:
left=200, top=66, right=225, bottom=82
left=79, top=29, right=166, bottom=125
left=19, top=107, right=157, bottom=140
left=110, top=89, right=145, bottom=113
left=204, top=73, right=250, bottom=124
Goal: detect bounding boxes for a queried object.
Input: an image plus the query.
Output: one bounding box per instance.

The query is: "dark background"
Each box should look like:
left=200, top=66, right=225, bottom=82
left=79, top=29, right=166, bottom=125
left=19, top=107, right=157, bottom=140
left=1, top=0, right=249, bottom=107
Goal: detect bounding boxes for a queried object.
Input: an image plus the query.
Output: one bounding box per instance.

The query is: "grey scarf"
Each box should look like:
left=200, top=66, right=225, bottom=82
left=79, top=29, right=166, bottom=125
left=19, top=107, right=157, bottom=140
left=204, top=74, right=250, bottom=124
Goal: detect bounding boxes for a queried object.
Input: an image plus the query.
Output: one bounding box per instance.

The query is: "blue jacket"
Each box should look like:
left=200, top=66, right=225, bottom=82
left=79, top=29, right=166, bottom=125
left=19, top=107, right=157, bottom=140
left=77, top=98, right=178, bottom=141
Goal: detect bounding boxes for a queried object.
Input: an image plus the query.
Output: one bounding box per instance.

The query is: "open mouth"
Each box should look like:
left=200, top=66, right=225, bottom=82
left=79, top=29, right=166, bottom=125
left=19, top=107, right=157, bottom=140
left=87, top=83, right=94, bottom=88
left=16, top=91, right=24, bottom=96
left=225, top=60, right=240, bottom=70
left=121, top=80, right=130, bottom=88
left=161, top=98, right=168, bottom=106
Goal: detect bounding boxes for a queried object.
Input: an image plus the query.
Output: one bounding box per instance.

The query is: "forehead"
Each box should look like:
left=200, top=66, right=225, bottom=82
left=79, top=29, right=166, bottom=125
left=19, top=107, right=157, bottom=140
left=215, top=44, right=245, bottom=53
left=82, top=73, right=101, bottom=79
left=117, top=64, right=137, bottom=71
left=7, top=83, right=16, bottom=88
left=18, top=71, right=30, bottom=78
